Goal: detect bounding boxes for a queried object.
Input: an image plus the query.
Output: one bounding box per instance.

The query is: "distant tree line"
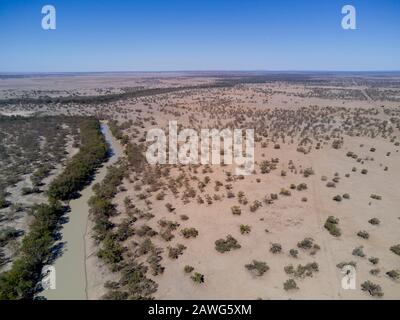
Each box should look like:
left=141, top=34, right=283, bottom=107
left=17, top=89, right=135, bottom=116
left=0, top=83, right=231, bottom=107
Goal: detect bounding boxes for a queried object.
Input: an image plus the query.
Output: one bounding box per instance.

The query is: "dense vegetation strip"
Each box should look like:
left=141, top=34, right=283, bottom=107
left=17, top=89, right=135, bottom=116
left=0, top=200, right=64, bottom=299
left=47, top=118, right=108, bottom=200
left=0, top=117, right=108, bottom=299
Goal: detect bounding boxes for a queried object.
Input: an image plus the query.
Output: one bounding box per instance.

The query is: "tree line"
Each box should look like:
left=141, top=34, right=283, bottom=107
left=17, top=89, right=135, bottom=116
left=0, top=117, right=109, bottom=299
left=0, top=200, right=64, bottom=299
left=0, top=83, right=231, bottom=107
left=47, top=118, right=108, bottom=200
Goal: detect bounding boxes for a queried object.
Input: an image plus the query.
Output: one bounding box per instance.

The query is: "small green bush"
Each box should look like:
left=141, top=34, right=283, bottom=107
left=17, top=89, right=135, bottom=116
left=215, top=235, right=241, bottom=253
left=332, top=195, right=342, bottom=202
left=280, top=188, right=291, bottom=196
left=390, top=244, right=400, bottom=256
left=368, top=218, right=380, bottom=225
left=181, top=228, right=199, bottom=239
left=361, top=281, right=383, bottom=297
left=270, top=243, right=282, bottom=254
left=191, top=272, right=204, bottom=284
left=184, top=265, right=194, bottom=273
left=289, top=249, right=299, bottom=258
left=386, top=270, right=400, bottom=280
left=283, top=279, right=298, bottom=291
left=336, top=261, right=356, bottom=269
left=245, top=260, right=269, bottom=276
left=297, top=237, right=314, bottom=250
left=231, top=206, right=241, bottom=215
left=168, top=244, right=186, bottom=259
left=370, top=194, right=382, bottom=200
left=352, top=246, right=366, bottom=258
left=324, top=216, right=341, bottom=237
left=357, top=231, right=369, bottom=239
left=370, top=268, right=380, bottom=276
left=249, top=200, right=262, bottom=212
left=240, top=224, right=251, bottom=235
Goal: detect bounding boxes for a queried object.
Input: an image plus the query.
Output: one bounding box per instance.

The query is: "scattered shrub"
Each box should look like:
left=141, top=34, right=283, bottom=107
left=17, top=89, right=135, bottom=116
left=370, top=268, right=380, bottom=276
left=336, top=261, right=356, bottom=269
left=231, top=206, right=242, bottom=215
left=284, top=262, right=319, bottom=278
left=215, top=235, right=241, bottom=253
left=0, top=227, right=20, bottom=247
left=283, top=279, right=298, bottom=291
left=296, top=183, right=307, bottom=191
left=184, top=265, right=194, bottom=273
left=303, top=167, right=314, bottom=178
left=191, top=272, right=204, bottom=284
left=361, top=281, right=383, bottom=297
left=181, top=228, right=199, bottom=239
left=370, top=194, right=382, bottom=200
left=390, top=244, right=400, bottom=256
left=324, top=216, right=341, bottom=237
left=168, top=244, right=186, bottom=259
left=249, top=200, right=262, bottom=212
left=245, top=260, right=269, bottom=276
left=368, top=218, right=380, bottom=225
left=332, top=195, right=342, bottom=202
left=352, top=246, right=366, bottom=258
left=297, top=238, right=314, bottom=250
left=280, top=188, right=291, bottom=196
left=240, top=224, right=251, bottom=235
left=165, top=203, right=175, bottom=212
left=357, top=231, right=369, bottom=239
left=326, top=181, right=336, bottom=188
left=270, top=243, right=282, bottom=254
left=289, top=249, right=299, bottom=258
left=386, top=270, right=400, bottom=280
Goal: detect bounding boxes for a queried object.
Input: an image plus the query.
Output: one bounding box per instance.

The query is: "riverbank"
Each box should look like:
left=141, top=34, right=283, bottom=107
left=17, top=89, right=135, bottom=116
left=85, top=124, right=124, bottom=300
left=42, top=123, right=123, bottom=300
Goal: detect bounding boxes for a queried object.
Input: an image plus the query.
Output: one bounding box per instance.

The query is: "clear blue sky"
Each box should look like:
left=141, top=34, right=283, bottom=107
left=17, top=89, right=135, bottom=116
left=0, top=0, right=399, bottom=72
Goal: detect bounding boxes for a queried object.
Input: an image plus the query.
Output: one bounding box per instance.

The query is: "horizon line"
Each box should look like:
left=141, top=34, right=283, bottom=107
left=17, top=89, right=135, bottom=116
left=1, top=69, right=400, bottom=75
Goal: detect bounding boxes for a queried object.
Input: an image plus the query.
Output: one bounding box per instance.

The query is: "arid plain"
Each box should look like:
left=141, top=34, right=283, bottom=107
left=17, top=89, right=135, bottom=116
left=1, top=72, right=400, bottom=299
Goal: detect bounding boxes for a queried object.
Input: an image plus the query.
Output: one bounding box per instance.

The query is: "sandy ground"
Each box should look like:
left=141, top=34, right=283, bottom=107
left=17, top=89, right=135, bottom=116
left=107, top=137, right=400, bottom=300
